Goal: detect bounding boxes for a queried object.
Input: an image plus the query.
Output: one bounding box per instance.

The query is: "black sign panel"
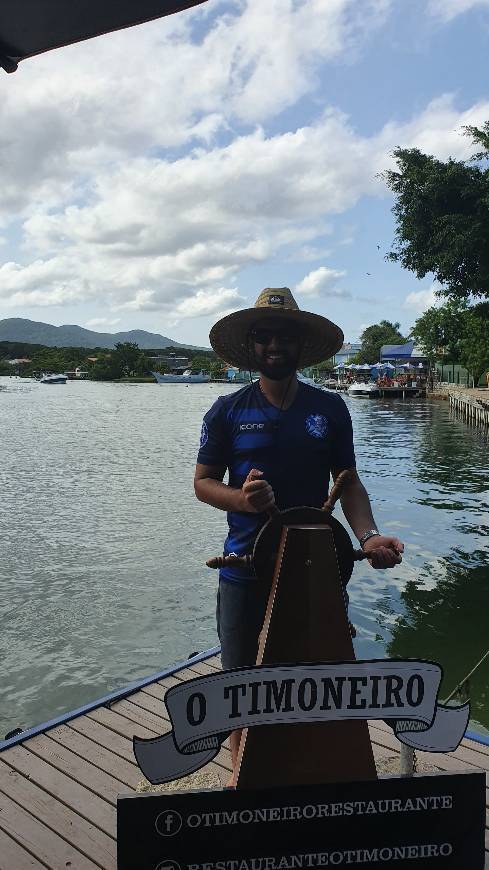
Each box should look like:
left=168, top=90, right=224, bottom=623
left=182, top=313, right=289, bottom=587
left=117, top=772, right=485, bottom=869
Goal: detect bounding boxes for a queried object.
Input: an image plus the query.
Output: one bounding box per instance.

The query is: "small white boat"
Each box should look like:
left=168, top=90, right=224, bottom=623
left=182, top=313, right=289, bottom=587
left=347, top=381, right=380, bottom=397
left=151, top=369, right=210, bottom=384
left=40, top=373, right=68, bottom=384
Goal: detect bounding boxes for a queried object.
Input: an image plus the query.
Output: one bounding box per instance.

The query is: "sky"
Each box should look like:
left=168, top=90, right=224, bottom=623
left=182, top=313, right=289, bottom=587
left=0, top=0, right=488, bottom=348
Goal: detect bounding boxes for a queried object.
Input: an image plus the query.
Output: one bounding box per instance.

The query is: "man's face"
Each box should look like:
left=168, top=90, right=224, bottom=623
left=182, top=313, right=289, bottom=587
left=249, top=318, right=302, bottom=380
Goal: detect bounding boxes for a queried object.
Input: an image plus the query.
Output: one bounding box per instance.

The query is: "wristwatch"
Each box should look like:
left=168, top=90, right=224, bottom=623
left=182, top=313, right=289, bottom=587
left=359, top=529, right=381, bottom=549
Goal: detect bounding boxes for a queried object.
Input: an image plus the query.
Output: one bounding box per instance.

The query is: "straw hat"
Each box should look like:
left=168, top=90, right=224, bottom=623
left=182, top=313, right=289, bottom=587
left=209, top=287, right=344, bottom=369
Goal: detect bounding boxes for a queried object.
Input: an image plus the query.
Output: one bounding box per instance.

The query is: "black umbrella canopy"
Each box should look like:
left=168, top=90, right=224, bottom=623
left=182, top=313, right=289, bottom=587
left=0, top=0, right=207, bottom=73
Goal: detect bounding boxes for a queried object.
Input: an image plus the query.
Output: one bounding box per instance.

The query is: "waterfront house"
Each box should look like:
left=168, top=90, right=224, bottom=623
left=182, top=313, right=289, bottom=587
left=333, top=342, right=361, bottom=366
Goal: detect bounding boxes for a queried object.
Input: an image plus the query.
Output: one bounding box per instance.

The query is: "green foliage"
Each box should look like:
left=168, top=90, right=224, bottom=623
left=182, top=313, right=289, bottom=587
left=210, top=361, right=224, bottom=379
left=411, top=300, right=489, bottom=384
left=354, top=320, right=406, bottom=364
left=410, top=302, right=466, bottom=363
left=384, top=125, right=489, bottom=302
left=112, top=342, right=141, bottom=377
left=0, top=338, right=218, bottom=381
left=89, top=355, right=122, bottom=380
left=458, top=302, right=489, bottom=385
left=190, top=353, right=213, bottom=373
left=308, top=359, right=334, bottom=378
left=8, top=344, right=94, bottom=376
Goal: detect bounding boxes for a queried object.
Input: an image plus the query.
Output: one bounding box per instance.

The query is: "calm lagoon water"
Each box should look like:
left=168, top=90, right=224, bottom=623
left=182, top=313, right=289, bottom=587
left=1, top=376, right=488, bottom=736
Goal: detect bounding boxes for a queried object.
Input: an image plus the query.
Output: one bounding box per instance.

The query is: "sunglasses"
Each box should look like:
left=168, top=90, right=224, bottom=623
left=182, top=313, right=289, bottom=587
left=249, top=327, right=300, bottom=345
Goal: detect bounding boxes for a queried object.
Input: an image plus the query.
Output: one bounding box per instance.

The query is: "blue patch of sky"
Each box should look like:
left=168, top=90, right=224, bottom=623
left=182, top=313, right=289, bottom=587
left=263, top=2, right=489, bottom=141
left=0, top=220, right=26, bottom=263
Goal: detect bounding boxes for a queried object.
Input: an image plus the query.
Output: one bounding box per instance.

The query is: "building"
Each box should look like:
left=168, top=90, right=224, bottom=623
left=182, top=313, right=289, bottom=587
left=380, top=342, right=427, bottom=366
left=147, top=353, right=190, bottom=373
left=333, top=343, right=361, bottom=365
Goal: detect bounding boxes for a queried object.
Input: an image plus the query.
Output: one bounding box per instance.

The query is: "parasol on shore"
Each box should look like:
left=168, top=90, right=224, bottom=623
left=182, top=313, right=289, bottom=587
left=0, top=0, right=207, bottom=73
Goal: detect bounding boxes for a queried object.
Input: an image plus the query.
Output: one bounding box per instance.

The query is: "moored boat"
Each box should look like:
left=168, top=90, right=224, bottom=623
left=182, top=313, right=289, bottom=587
left=347, top=381, right=380, bottom=397
left=152, top=369, right=210, bottom=383
left=40, top=372, right=68, bottom=384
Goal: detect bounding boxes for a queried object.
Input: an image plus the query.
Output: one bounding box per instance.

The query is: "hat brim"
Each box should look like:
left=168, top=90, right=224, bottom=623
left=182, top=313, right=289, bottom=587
left=210, top=307, right=344, bottom=369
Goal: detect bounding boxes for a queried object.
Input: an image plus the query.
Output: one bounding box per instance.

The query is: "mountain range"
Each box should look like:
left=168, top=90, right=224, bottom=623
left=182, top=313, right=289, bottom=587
left=0, top=318, right=207, bottom=350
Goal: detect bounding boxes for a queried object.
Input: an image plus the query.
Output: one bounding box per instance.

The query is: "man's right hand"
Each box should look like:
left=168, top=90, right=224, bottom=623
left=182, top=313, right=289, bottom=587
left=241, top=468, right=275, bottom=513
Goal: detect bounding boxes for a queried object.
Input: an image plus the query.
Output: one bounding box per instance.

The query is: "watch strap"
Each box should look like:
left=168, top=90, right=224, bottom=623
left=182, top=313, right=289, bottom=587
left=359, top=529, right=380, bottom=549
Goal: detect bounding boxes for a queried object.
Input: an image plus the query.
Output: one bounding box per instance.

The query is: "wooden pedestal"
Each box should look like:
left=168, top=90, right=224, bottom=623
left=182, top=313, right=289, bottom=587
left=235, top=524, right=377, bottom=789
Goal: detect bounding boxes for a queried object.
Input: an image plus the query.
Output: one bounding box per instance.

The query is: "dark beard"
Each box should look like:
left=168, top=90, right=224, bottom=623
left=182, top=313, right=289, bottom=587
left=252, top=349, right=298, bottom=380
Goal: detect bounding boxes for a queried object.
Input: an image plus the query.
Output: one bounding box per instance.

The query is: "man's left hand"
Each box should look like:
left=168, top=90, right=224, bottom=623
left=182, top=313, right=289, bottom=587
left=362, top=535, right=404, bottom=569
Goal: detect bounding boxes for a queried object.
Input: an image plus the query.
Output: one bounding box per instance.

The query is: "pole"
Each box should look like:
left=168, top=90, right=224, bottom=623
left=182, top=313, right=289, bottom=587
left=399, top=744, right=415, bottom=776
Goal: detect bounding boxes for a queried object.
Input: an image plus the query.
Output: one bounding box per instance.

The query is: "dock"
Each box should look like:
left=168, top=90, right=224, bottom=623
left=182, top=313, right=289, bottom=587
left=448, top=387, right=489, bottom=428
left=0, top=648, right=488, bottom=868
left=378, top=385, right=425, bottom=398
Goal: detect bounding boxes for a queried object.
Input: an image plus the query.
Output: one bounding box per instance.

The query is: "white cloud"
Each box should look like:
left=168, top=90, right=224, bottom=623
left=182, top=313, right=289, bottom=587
left=0, top=0, right=391, bottom=224
left=85, top=317, right=121, bottom=328
left=2, top=93, right=489, bottom=320
left=428, top=0, right=489, bottom=21
left=403, top=284, right=441, bottom=314
left=1, top=0, right=488, bottom=328
left=295, top=265, right=349, bottom=297
left=173, top=287, right=245, bottom=318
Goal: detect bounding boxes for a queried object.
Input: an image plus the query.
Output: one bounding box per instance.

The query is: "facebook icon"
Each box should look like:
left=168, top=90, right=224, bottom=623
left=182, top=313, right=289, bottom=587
left=155, top=809, right=183, bottom=837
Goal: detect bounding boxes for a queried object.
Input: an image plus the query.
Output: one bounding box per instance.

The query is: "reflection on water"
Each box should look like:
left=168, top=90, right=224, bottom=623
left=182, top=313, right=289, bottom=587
left=387, top=558, right=489, bottom=727
left=0, top=379, right=488, bottom=736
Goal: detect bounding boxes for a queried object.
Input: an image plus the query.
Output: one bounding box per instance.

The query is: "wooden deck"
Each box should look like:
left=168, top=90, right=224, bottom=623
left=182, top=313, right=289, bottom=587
left=0, top=652, right=488, bottom=868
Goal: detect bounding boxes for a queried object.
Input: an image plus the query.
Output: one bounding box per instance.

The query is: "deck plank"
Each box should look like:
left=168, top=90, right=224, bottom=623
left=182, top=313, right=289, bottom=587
left=24, top=733, right=130, bottom=806
left=109, top=699, right=169, bottom=734
left=69, top=716, right=150, bottom=764
left=0, top=826, right=48, bottom=870
left=0, top=790, right=98, bottom=870
left=44, top=725, right=142, bottom=789
left=87, top=706, right=159, bottom=740
left=0, top=759, right=116, bottom=868
left=0, top=744, right=115, bottom=836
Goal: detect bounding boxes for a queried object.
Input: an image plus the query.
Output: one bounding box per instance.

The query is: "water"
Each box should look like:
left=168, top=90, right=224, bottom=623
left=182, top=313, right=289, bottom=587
left=0, top=377, right=488, bottom=737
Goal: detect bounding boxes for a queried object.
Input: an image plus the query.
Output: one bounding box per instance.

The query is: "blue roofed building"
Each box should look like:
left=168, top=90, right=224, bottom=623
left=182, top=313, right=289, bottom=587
left=380, top=342, right=427, bottom=364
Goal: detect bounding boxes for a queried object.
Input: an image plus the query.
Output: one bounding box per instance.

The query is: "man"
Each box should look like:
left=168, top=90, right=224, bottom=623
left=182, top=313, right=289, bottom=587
left=194, top=287, right=404, bottom=779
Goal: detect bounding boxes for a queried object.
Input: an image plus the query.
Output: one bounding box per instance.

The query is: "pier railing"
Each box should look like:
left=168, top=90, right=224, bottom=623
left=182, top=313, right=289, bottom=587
left=447, top=387, right=489, bottom=428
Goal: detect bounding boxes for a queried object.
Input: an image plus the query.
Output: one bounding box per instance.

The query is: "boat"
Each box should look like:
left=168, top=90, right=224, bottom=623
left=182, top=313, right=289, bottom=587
left=151, top=369, right=210, bottom=383
left=347, top=381, right=380, bottom=397
left=40, top=373, right=68, bottom=384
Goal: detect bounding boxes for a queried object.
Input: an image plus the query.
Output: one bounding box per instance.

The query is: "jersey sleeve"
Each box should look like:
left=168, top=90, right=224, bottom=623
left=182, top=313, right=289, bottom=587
left=197, top=398, right=231, bottom=467
left=330, top=395, right=356, bottom=470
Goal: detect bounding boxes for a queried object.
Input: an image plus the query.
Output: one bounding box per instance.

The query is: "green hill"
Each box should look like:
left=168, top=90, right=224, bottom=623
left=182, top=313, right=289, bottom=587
left=0, top=318, right=207, bottom=350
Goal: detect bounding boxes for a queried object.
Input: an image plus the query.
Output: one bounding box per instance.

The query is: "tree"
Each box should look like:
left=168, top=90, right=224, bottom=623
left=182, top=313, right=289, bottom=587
left=410, top=302, right=466, bottom=364
left=411, top=300, right=489, bottom=384
left=89, top=354, right=122, bottom=380
left=112, top=342, right=141, bottom=377
left=383, top=123, right=489, bottom=303
left=355, top=320, right=406, bottom=364
left=458, top=302, right=489, bottom=386
left=190, top=353, right=213, bottom=373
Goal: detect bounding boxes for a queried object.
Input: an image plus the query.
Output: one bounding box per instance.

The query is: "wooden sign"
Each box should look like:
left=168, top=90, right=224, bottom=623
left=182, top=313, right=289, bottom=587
left=236, top=524, right=377, bottom=788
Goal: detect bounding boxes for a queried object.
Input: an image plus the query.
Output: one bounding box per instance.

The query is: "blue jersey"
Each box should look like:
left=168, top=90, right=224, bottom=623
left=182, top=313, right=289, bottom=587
left=197, top=381, right=356, bottom=584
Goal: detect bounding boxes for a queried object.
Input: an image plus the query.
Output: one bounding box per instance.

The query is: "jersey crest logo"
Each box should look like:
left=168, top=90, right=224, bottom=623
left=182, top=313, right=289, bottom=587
left=200, top=421, right=209, bottom=448
left=305, top=413, right=328, bottom=439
